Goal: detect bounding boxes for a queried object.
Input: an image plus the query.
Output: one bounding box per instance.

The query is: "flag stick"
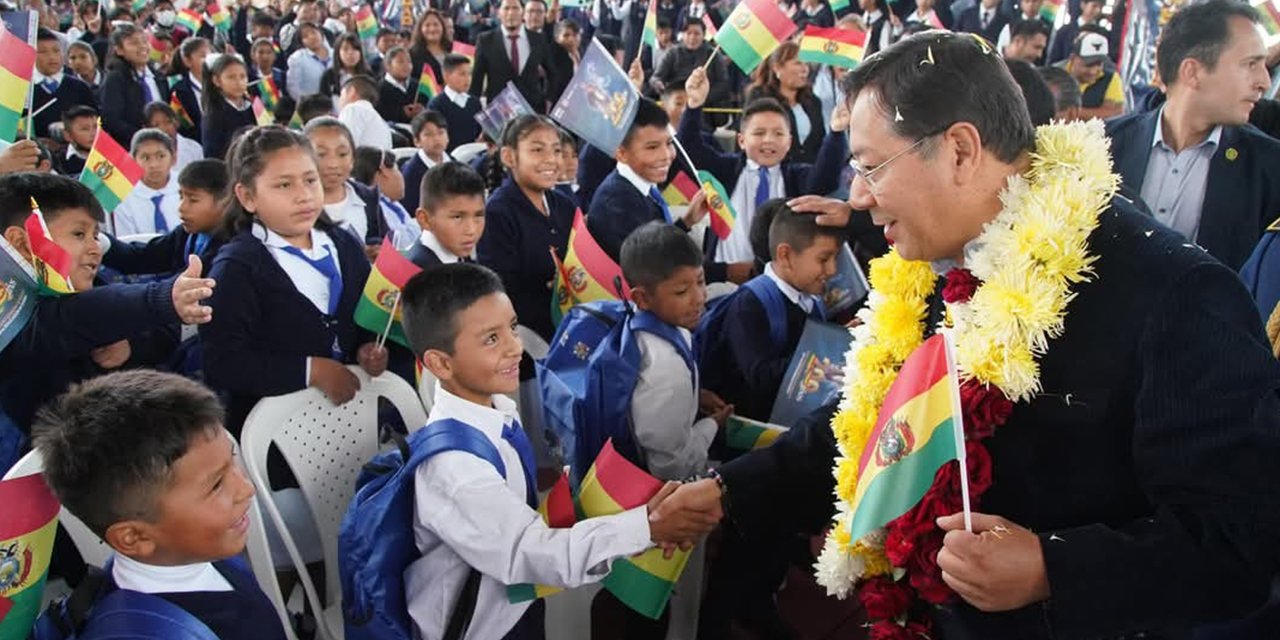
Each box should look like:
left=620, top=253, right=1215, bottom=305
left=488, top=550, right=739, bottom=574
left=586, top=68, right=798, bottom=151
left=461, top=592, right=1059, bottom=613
left=28, top=96, right=58, bottom=122
left=669, top=128, right=701, bottom=178
left=941, top=329, right=973, bottom=533
left=699, top=42, right=722, bottom=73
left=376, top=290, right=402, bottom=351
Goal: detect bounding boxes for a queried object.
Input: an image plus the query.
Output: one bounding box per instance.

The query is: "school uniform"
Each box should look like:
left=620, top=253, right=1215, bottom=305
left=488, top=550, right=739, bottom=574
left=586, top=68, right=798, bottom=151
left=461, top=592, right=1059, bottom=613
left=171, top=73, right=204, bottom=142
left=405, top=383, right=653, bottom=640
left=407, top=228, right=474, bottom=271
left=379, top=195, right=421, bottom=250
left=700, top=266, right=824, bottom=421
left=793, top=2, right=835, bottom=30
left=110, top=554, right=288, bottom=640
left=57, top=145, right=89, bottom=177
left=319, top=67, right=357, bottom=100
left=339, top=99, right=393, bottom=150
left=478, top=178, right=576, bottom=342
left=676, top=105, right=848, bottom=264
left=427, top=88, right=484, bottom=153
left=112, top=174, right=181, bottom=237
left=102, top=228, right=225, bottom=277
left=377, top=75, right=416, bottom=125
left=202, top=99, right=259, bottom=160
left=286, top=48, right=331, bottom=101
left=173, top=134, right=204, bottom=173
left=324, top=180, right=387, bottom=246
left=631, top=318, right=717, bottom=480
left=99, top=64, right=172, bottom=150
left=400, top=150, right=452, bottom=215
left=200, top=223, right=372, bottom=433
left=30, top=70, right=97, bottom=139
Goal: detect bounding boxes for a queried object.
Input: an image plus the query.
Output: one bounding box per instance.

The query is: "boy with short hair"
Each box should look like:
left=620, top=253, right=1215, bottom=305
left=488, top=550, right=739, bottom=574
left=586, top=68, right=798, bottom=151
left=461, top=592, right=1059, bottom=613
left=32, top=27, right=98, bottom=140
left=113, top=129, right=181, bottom=237
left=56, top=105, right=97, bottom=177
left=400, top=263, right=701, bottom=640
left=296, top=93, right=335, bottom=124
left=400, top=109, right=453, bottom=213
left=103, top=158, right=229, bottom=277
left=338, top=75, right=394, bottom=149
left=427, top=54, right=482, bottom=154
left=144, top=101, right=203, bottom=173
left=31, top=370, right=288, bottom=640
left=700, top=199, right=842, bottom=421
left=408, top=162, right=486, bottom=269
left=376, top=46, right=419, bottom=124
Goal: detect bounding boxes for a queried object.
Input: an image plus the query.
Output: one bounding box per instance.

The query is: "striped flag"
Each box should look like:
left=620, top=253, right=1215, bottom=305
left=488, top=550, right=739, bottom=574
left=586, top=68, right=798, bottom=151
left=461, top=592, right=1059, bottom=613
left=702, top=13, right=718, bottom=39
left=207, top=0, right=232, bottom=32
left=642, top=0, right=659, bottom=49
left=846, top=334, right=964, bottom=542
left=452, top=41, right=475, bottom=61
left=725, top=415, right=788, bottom=451
left=797, top=25, right=866, bottom=69
left=698, top=170, right=736, bottom=240
left=507, top=473, right=579, bottom=602
left=828, top=0, right=850, bottom=12
left=554, top=209, right=631, bottom=313
left=355, top=4, right=378, bottom=40
left=1258, top=0, right=1280, bottom=35
left=0, top=474, right=60, bottom=638
left=24, top=198, right=76, bottom=295
left=288, top=109, right=304, bottom=130
left=1039, top=0, right=1063, bottom=23
left=252, top=96, right=274, bottom=125
left=170, top=92, right=195, bottom=129
left=715, top=0, right=798, bottom=74
left=353, top=237, right=423, bottom=348
left=0, top=21, right=35, bottom=144
left=661, top=171, right=699, bottom=207
left=79, top=126, right=143, bottom=215
left=147, top=31, right=170, bottom=64
left=258, top=75, right=282, bottom=112
left=176, top=8, right=203, bottom=33
left=580, top=441, right=691, bottom=618
left=416, top=63, right=440, bottom=100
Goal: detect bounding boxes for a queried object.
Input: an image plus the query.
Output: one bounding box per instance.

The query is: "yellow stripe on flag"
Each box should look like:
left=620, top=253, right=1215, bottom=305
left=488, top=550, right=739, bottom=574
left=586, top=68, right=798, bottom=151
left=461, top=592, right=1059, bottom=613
left=576, top=465, right=626, bottom=517
left=627, top=546, right=692, bottom=582
left=0, top=66, right=28, bottom=113
left=851, top=375, right=954, bottom=507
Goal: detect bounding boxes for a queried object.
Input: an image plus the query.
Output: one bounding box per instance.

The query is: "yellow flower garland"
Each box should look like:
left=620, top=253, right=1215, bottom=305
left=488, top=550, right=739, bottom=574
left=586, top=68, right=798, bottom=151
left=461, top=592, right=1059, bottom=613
left=814, top=121, right=1119, bottom=598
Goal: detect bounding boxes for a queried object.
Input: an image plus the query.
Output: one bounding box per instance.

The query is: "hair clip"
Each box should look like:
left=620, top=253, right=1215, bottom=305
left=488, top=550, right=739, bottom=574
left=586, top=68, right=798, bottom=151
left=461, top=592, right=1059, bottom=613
left=894, top=107, right=904, bottom=122
left=920, top=45, right=935, bottom=66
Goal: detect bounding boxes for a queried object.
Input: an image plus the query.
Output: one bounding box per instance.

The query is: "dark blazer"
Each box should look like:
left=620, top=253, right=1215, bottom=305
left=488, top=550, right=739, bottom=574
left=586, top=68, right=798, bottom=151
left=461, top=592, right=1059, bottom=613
left=478, top=178, right=577, bottom=341
left=170, top=75, right=204, bottom=142
left=400, top=153, right=430, bottom=214
left=201, top=103, right=259, bottom=161
left=953, top=5, right=1009, bottom=43
left=468, top=26, right=555, bottom=112
left=102, top=229, right=226, bottom=278
left=406, top=242, right=445, bottom=270
left=410, top=48, right=444, bottom=95
left=98, top=64, right=172, bottom=149
left=199, top=223, right=373, bottom=433
left=793, top=3, right=835, bottom=30
left=55, top=151, right=86, bottom=178
left=718, top=199, right=1280, bottom=639
left=377, top=78, right=416, bottom=124
left=1107, top=109, right=1280, bottom=271
left=744, top=87, right=827, bottom=164
left=31, top=75, right=97, bottom=139
left=427, top=92, right=484, bottom=152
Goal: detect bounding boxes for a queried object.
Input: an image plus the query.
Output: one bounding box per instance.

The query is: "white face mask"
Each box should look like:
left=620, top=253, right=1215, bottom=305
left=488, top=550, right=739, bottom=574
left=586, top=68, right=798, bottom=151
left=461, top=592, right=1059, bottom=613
left=156, top=10, right=177, bottom=26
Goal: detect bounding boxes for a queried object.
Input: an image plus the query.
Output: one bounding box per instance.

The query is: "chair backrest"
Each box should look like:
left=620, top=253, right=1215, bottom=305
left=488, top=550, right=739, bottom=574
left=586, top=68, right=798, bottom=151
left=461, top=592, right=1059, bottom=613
left=2, top=449, right=112, bottom=568
left=238, top=368, right=426, bottom=640
left=517, top=324, right=551, bottom=361
left=450, top=141, right=487, bottom=164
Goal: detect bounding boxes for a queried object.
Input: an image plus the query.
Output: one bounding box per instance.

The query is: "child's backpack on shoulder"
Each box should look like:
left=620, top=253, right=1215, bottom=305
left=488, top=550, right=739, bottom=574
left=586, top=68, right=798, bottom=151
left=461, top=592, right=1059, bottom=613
left=692, top=274, right=789, bottom=370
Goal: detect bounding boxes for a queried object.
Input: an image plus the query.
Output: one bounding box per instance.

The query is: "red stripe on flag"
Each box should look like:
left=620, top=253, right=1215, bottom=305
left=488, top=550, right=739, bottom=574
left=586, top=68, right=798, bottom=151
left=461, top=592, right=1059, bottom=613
left=544, top=473, right=577, bottom=528
left=0, top=474, right=60, bottom=539
left=0, top=29, right=35, bottom=80
left=593, top=441, right=664, bottom=509
left=671, top=172, right=700, bottom=200
left=373, top=235, right=423, bottom=286
left=24, top=211, right=75, bottom=287
left=92, top=129, right=145, bottom=184
left=802, top=25, right=865, bottom=47
left=569, top=209, right=632, bottom=299
left=743, top=0, right=798, bottom=41
left=855, top=335, right=950, bottom=478
left=1266, top=1, right=1280, bottom=26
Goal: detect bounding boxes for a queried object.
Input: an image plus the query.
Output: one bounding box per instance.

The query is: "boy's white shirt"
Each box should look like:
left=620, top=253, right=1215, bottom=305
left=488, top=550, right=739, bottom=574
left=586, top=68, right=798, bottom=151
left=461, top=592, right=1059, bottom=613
left=718, top=160, right=782, bottom=263
left=323, top=182, right=370, bottom=243
left=112, top=553, right=233, bottom=594
left=763, top=261, right=819, bottom=314
left=418, top=228, right=475, bottom=263
left=339, top=99, right=393, bottom=150
left=630, top=325, right=717, bottom=480
left=407, top=383, right=652, bottom=640
left=112, top=170, right=181, bottom=237
left=173, top=135, right=204, bottom=174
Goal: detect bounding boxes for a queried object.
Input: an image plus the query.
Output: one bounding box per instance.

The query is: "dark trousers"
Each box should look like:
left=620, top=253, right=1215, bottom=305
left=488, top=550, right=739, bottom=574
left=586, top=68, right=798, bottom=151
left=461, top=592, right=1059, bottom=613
left=502, top=600, right=546, bottom=640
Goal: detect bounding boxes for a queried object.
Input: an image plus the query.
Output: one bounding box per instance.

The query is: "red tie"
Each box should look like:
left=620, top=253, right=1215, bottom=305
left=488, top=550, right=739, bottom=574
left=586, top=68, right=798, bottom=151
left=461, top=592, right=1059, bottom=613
left=509, top=33, right=521, bottom=75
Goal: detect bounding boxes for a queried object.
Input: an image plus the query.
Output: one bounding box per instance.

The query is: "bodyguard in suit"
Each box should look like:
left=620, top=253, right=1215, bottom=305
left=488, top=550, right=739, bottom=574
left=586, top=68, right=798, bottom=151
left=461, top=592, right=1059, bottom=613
left=31, top=28, right=97, bottom=140
left=1107, top=0, right=1280, bottom=271
left=651, top=30, right=1280, bottom=639
left=469, top=0, right=556, bottom=112
left=953, top=0, right=1009, bottom=44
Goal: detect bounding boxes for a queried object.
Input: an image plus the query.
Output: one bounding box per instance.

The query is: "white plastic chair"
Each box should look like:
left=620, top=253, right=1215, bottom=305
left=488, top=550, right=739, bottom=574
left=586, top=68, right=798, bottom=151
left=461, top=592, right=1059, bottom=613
left=450, top=141, right=488, bottom=165
left=391, top=146, right=418, bottom=162
left=238, top=368, right=427, bottom=640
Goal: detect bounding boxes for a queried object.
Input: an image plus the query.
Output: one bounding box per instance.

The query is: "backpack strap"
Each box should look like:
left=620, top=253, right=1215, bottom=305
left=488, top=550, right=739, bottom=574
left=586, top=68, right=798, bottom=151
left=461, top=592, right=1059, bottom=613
left=630, top=310, right=697, bottom=388
left=81, top=590, right=222, bottom=640
left=742, top=276, right=788, bottom=347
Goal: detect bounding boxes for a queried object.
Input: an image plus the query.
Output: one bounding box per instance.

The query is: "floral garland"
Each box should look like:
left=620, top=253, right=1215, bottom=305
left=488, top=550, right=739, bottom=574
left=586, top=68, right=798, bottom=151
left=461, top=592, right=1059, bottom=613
left=813, top=120, right=1119, bottom=636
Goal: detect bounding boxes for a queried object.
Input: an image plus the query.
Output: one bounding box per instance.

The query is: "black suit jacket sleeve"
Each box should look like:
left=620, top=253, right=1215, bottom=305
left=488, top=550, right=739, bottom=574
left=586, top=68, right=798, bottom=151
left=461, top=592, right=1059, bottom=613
left=1039, top=262, right=1280, bottom=637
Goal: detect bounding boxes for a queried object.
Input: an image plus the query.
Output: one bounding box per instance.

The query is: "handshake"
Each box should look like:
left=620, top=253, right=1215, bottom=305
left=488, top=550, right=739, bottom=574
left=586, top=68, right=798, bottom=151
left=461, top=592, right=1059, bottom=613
left=644, top=478, right=725, bottom=557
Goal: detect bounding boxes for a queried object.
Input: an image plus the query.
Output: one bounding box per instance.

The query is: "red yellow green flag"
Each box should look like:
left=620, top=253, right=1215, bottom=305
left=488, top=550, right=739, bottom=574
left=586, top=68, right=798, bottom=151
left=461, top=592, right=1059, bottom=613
left=702, top=14, right=718, bottom=39
left=641, top=0, right=659, bottom=49
left=23, top=198, right=75, bottom=296
left=169, top=92, right=195, bottom=129
left=0, top=23, right=35, bottom=144
left=798, top=25, right=866, bottom=68
left=716, top=0, right=798, bottom=74
left=580, top=440, right=690, bottom=618
left=355, top=5, right=378, bottom=40
left=725, top=415, right=788, bottom=451
left=79, top=125, right=144, bottom=216
left=1039, top=0, right=1063, bottom=23
left=661, top=171, right=700, bottom=207
left=258, top=76, right=282, bottom=112
left=847, top=334, right=963, bottom=542
left=1258, top=0, right=1280, bottom=36
left=556, top=209, right=631, bottom=311
left=0, top=474, right=60, bottom=640
left=417, top=63, right=440, bottom=100
left=147, top=30, right=170, bottom=64
left=353, top=238, right=423, bottom=348
left=176, top=8, right=203, bottom=33
left=697, top=170, right=736, bottom=240
left=207, top=0, right=231, bottom=32
left=507, top=473, right=580, bottom=603
left=288, top=109, right=304, bottom=130
left=452, top=41, right=475, bottom=61
left=252, top=96, right=274, bottom=126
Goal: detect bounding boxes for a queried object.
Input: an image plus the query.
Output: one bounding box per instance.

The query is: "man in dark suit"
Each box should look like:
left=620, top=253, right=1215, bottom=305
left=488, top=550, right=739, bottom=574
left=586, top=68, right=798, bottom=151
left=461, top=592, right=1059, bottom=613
left=469, top=0, right=556, bottom=113
left=954, top=0, right=1009, bottom=44
left=648, top=29, right=1280, bottom=640
left=1108, top=0, right=1280, bottom=271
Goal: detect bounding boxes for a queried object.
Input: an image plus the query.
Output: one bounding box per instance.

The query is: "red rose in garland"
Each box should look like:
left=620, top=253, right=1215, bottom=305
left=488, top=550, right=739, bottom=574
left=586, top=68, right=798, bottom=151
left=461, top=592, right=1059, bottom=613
left=858, top=577, right=914, bottom=619
left=942, top=268, right=979, bottom=303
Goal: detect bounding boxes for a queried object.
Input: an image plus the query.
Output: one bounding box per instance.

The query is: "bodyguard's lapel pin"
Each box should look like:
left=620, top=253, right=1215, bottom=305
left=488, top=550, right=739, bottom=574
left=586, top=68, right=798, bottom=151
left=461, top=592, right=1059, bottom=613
left=1225, top=147, right=1239, bottom=161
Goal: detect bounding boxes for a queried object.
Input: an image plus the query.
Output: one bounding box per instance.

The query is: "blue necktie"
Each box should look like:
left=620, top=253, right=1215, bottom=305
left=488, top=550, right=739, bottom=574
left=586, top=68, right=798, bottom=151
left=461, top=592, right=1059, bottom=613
left=151, top=194, right=169, bottom=234
left=185, top=233, right=210, bottom=257
left=809, top=294, right=827, bottom=321
left=42, top=80, right=57, bottom=94
left=754, top=165, right=771, bottom=210
left=501, top=419, right=538, bottom=507
left=138, top=72, right=154, bottom=103
left=279, top=245, right=343, bottom=316
left=648, top=186, right=673, bottom=224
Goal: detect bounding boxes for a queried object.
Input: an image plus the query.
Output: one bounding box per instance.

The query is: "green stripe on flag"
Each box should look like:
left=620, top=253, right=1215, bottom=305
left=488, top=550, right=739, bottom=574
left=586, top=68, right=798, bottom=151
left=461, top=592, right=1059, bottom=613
left=717, top=28, right=765, bottom=74
left=602, top=556, right=679, bottom=619
left=0, top=106, right=19, bottom=144
left=797, top=49, right=859, bottom=68
left=506, top=583, right=539, bottom=603
left=80, top=169, right=124, bottom=212
left=847, top=418, right=958, bottom=542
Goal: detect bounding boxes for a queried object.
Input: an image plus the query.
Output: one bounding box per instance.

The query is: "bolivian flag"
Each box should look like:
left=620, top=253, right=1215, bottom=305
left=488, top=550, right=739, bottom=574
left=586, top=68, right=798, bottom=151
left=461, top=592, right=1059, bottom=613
left=641, top=0, right=659, bottom=49
left=0, top=474, right=59, bottom=640
left=355, top=5, right=378, bottom=40
left=252, top=96, right=274, bottom=126
left=798, top=25, right=866, bottom=69
left=80, top=125, right=143, bottom=214
left=24, top=198, right=75, bottom=295
left=847, top=334, right=963, bottom=542
left=176, top=8, right=203, bottom=33
left=662, top=171, right=699, bottom=207
left=1258, top=0, right=1280, bottom=36
left=169, top=92, right=195, bottom=129
left=698, top=170, right=737, bottom=240
left=417, top=64, right=440, bottom=100
left=147, top=30, right=170, bottom=64
left=0, top=22, right=35, bottom=144
left=353, top=238, right=422, bottom=348
left=259, top=75, right=282, bottom=112
left=507, top=473, right=579, bottom=603
left=716, top=0, right=797, bottom=74
left=207, top=0, right=231, bottom=32
left=288, top=109, right=304, bottom=130
left=557, top=209, right=630, bottom=310
left=725, top=415, right=788, bottom=451
left=452, top=41, right=475, bottom=61
left=1039, top=0, right=1063, bottom=23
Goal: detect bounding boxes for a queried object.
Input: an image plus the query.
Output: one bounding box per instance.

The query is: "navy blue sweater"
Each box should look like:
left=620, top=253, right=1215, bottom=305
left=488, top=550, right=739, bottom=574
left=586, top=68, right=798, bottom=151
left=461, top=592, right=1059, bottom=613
left=103, top=229, right=226, bottom=277
left=202, top=104, right=259, bottom=160
left=427, top=92, right=483, bottom=153
left=171, top=75, right=203, bottom=142
left=31, top=75, right=97, bottom=139
left=400, top=153, right=430, bottom=214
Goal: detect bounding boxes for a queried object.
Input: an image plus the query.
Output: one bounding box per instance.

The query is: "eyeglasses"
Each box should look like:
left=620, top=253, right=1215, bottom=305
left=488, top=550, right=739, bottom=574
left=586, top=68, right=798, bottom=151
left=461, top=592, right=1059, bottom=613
left=848, top=135, right=935, bottom=192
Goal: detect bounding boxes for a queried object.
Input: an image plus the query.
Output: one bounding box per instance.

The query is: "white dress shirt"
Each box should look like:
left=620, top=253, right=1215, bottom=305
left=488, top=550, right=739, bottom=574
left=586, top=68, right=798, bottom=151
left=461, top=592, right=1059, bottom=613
left=418, top=229, right=475, bottom=263
left=499, top=26, right=531, bottom=74
left=253, top=224, right=343, bottom=385
left=324, top=183, right=371, bottom=243
left=385, top=75, right=411, bottom=94
left=32, top=69, right=63, bottom=91
left=764, top=262, right=819, bottom=314
left=112, top=172, right=181, bottom=236
left=113, top=553, right=233, bottom=594
left=339, top=99, right=393, bottom=150
left=137, top=67, right=163, bottom=106
left=616, top=162, right=657, bottom=199
left=444, top=86, right=470, bottom=109
left=174, top=134, right=203, bottom=174
left=631, top=326, right=717, bottom=480
left=407, top=384, right=653, bottom=640
left=719, top=161, right=783, bottom=263
left=418, top=148, right=453, bottom=170
left=287, top=47, right=331, bottom=101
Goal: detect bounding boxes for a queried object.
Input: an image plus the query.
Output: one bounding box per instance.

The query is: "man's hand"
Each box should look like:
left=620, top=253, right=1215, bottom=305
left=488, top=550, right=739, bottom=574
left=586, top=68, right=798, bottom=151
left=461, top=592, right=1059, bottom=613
left=936, top=512, right=1051, bottom=612
left=357, top=342, right=389, bottom=377
left=685, top=67, right=710, bottom=110
left=786, top=195, right=852, bottom=228
left=725, top=261, right=754, bottom=284
left=681, top=189, right=709, bottom=227
left=91, top=340, right=132, bottom=369
left=648, top=478, right=723, bottom=550
left=628, top=57, right=645, bottom=91
left=172, top=256, right=215, bottom=324
left=311, top=357, right=361, bottom=404
left=0, top=140, right=40, bottom=173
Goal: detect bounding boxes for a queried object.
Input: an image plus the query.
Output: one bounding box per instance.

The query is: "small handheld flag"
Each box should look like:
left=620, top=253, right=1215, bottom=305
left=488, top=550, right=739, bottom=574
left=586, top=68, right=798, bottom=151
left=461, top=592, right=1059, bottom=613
left=147, top=30, right=170, bottom=64
left=452, top=41, right=475, bottom=61
left=556, top=209, right=631, bottom=307
left=175, top=8, right=203, bottom=33
left=169, top=92, right=195, bottom=129
left=252, top=96, right=274, bottom=125
left=1039, top=0, right=1063, bottom=23
left=79, top=124, right=144, bottom=215
left=797, top=25, right=866, bottom=69
left=641, top=0, right=659, bottom=49
left=702, top=13, right=718, bottom=39
left=355, top=4, right=378, bottom=40
left=24, top=198, right=76, bottom=295
left=0, top=21, right=35, bottom=143
left=0, top=474, right=60, bottom=639
left=697, top=170, right=736, bottom=240
left=353, top=238, right=423, bottom=348
left=661, top=171, right=700, bottom=207
left=206, top=0, right=232, bottom=32
left=715, top=0, right=798, bottom=74
left=725, top=415, right=788, bottom=450
left=1257, top=0, right=1280, bottom=36
left=416, top=63, right=440, bottom=101
left=258, top=75, right=282, bottom=112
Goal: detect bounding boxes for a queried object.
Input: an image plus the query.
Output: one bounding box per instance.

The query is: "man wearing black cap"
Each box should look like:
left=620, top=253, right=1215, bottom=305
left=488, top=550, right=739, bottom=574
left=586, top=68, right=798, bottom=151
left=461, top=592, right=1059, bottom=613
left=1054, top=30, right=1123, bottom=119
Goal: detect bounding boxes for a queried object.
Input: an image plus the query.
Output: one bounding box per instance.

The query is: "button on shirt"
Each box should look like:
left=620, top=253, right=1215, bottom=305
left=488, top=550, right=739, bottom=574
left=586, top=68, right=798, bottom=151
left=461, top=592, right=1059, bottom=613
left=407, top=383, right=653, bottom=640
left=720, top=161, right=783, bottom=263
left=1140, top=108, right=1222, bottom=242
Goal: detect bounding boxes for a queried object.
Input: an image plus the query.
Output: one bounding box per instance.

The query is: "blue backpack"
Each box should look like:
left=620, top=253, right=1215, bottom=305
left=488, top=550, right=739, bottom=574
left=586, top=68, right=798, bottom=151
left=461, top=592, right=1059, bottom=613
left=338, top=419, right=507, bottom=640
left=537, top=301, right=696, bottom=485
left=692, top=275, right=790, bottom=369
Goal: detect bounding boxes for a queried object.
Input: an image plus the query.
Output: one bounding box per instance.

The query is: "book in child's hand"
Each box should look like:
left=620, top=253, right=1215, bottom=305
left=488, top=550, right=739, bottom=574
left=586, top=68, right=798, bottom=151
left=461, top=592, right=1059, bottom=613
left=768, top=319, right=851, bottom=427
left=724, top=415, right=789, bottom=451
left=0, top=236, right=39, bottom=355
left=822, top=244, right=869, bottom=317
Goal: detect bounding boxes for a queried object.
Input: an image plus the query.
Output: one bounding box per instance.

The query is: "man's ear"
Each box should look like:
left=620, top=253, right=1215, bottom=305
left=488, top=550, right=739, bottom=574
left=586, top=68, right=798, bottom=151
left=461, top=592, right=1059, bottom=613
left=104, top=520, right=159, bottom=561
